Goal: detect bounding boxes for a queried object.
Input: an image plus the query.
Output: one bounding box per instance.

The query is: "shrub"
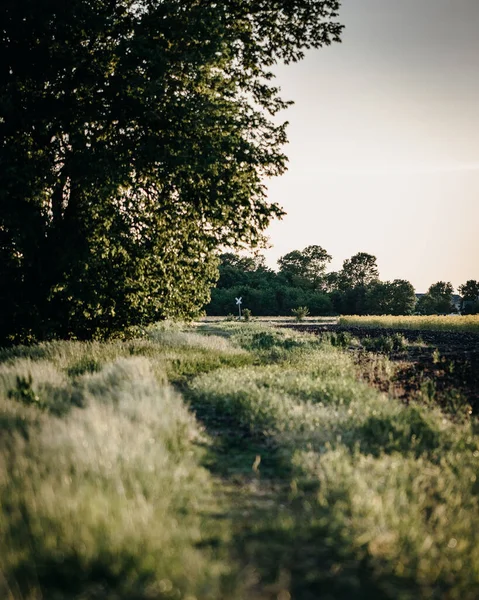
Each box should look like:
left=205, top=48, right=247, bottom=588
left=362, top=333, right=407, bottom=353
left=327, top=331, right=353, bottom=349
left=242, top=308, right=252, bottom=322
left=291, top=306, right=310, bottom=322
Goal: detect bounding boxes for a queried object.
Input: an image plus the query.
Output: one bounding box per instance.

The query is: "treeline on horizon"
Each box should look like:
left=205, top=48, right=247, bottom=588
left=205, top=246, right=479, bottom=317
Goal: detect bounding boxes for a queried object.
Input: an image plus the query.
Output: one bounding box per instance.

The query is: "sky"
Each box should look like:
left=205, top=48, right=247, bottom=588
left=262, top=0, right=479, bottom=292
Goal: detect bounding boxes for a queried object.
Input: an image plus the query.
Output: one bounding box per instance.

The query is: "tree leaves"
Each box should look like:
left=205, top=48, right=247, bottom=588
left=0, top=0, right=343, bottom=342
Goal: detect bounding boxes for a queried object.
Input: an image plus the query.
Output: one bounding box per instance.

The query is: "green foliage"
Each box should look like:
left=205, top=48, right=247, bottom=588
left=278, top=245, right=332, bottom=288
left=326, top=330, right=354, bottom=348
left=366, top=279, right=417, bottom=315
left=242, top=308, right=252, bottom=322
left=208, top=282, right=334, bottom=317
left=459, top=280, right=479, bottom=314
left=208, top=253, right=335, bottom=316
left=217, top=253, right=275, bottom=289
left=207, top=249, right=421, bottom=317
left=291, top=305, right=310, bottom=321
left=458, top=279, right=479, bottom=301
left=231, top=324, right=314, bottom=352
left=464, top=300, right=479, bottom=315
left=338, top=251, right=379, bottom=289
left=362, top=333, right=408, bottom=353
left=0, top=0, right=343, bottom=343
left=8, top=374, right=42, bottom=407
left=325, top=252, right=381, bottom=315
left=417, top=281, right=455, bottom=315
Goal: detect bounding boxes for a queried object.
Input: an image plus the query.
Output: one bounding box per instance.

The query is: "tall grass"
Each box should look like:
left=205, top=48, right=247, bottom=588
left=0, top=333, right=248, bottom=600
left=339, top=314, right=479, bottom=334
left=189, top=324, right=479, bottom=598
left=295, top=447, right=479, bottom=599
left=2, top=323, right=478, bottom=598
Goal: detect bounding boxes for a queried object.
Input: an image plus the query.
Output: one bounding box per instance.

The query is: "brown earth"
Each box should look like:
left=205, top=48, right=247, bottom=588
left=280, top=323, right=479, bottom=417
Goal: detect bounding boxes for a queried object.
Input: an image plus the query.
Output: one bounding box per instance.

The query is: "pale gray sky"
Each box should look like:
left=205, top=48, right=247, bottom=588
left=263, top=0, right=479, bottom=291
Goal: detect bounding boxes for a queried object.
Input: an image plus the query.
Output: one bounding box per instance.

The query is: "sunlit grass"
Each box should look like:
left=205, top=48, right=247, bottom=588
left=189, top=323, right=479, bottom=598
left=1, top=323, right=478, bottom=598
left=294, top=448, right=479, bottom=599
left=0, top=356, right=236, bottom=599
left=339, top=314, right=479, bottom=334
left=0, top=331, right=252, bottom=599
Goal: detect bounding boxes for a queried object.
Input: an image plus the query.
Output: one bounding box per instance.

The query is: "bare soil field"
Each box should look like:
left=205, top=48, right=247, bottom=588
left=281, top=323, right=479, bottom=416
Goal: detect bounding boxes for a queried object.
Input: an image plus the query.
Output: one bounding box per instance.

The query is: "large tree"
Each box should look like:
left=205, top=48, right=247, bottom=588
left=0, top=0, right=342, bottom=342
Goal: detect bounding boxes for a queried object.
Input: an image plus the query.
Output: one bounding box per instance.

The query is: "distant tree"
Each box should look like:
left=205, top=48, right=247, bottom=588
left=278, top=245, right=332, bottom=288
left=339, top=252, right=379, bottom=289
left=459, top=280, right=479, bottom=301
left=220, top=253, right=268, bottom=273
left=459, top=280, right=479, bottom=314
left=323, top=271, right=341, bottom=293
left=417, top=281, right=454, bottom=315
left=366, top=280, right=416, bottom=315
left=328, top=285, right=367, bottom=315
left=304, top=291, right=334, bottom=316
left=386, top=280, right=417, bottom=315
left=208, top=247, right=417, bottom=318
left=216, top=253, right=276, bottom=289
left=206, top=250, right=334, bottom=317
left=365, top=282, right=390, bottom=315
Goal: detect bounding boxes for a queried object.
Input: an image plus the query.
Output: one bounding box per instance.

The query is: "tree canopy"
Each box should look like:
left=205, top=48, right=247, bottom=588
left=207, top=249, right=478, bottom=318
left=206, top=247, right=421, bottom=317
left=339, top=252, right=379, bottom=289
left=278, top=245, right=332, bottom=288
left=365, top=280, right=417, bottom=316
left=417, top=281, right=455, bottom=315
left=0, top=0, right=343, bottom=342
left=459, top=280, right=479, bottom=302
left=458, top=280, right=479, bottom=314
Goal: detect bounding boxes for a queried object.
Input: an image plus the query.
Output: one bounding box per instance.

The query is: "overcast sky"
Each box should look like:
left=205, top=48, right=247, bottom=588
left=263, top=0, right=479, bottom=291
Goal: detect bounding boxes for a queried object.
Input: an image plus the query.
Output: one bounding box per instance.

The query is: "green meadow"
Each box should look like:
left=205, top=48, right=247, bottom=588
left=1, top=323, right=478, bottom=599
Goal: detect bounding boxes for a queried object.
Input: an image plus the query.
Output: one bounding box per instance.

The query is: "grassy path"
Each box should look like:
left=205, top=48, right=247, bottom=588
left=183, top=382, right=295, bottom=600
left=1, top=323, right=479, bottom=599
left=186, top=324, right=479, bottom=600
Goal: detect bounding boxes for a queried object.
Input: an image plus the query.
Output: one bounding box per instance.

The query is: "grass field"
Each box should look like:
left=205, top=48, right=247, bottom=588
left=1, top=322, right=478, bottom=599
left=339, top=314, right=479, bottom=334
left=199, top=315, right=338, bottom=324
